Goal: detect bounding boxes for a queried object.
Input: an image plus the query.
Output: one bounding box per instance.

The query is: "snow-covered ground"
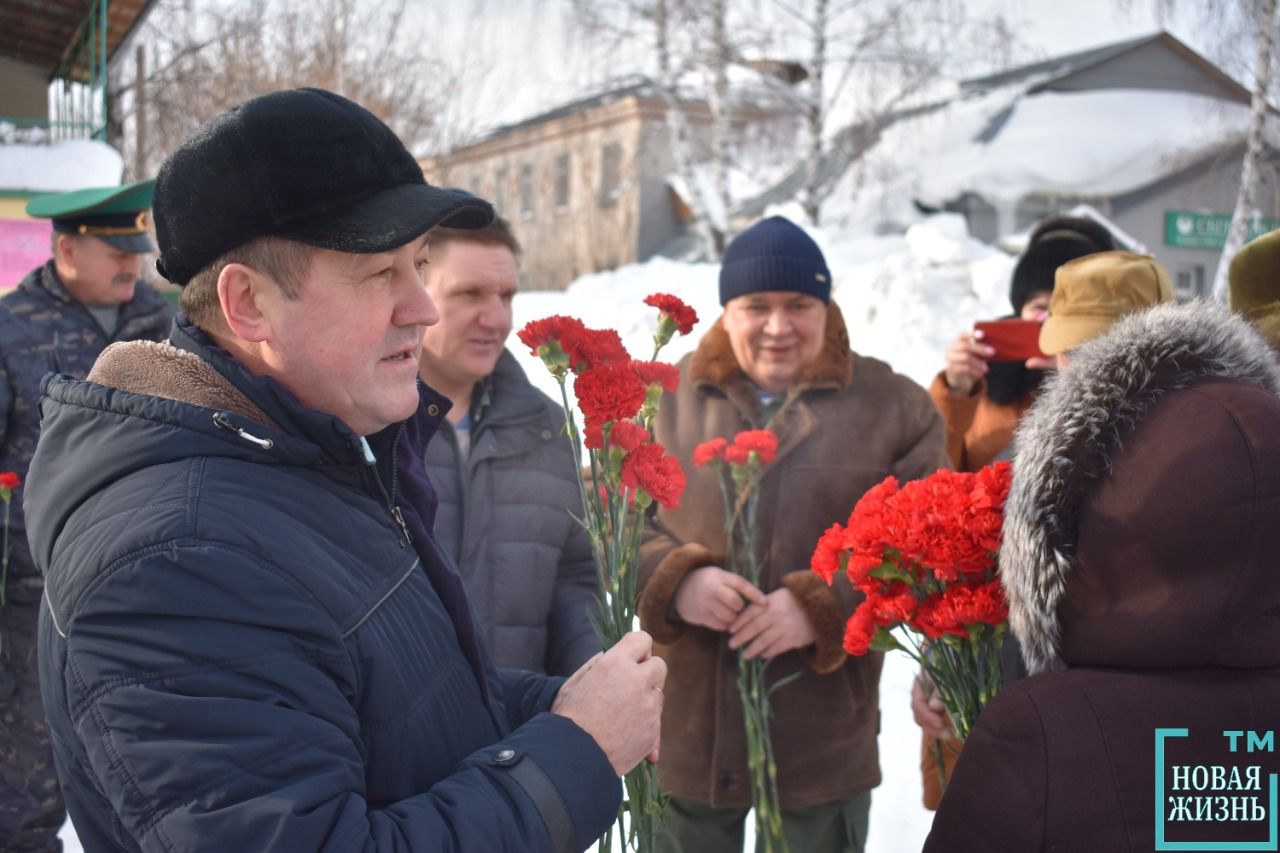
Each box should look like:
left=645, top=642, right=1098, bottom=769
left=58, top=214, right=1010, bottom=852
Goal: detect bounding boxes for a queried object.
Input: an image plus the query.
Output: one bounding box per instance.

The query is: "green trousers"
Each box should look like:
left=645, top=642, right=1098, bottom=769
left=654, top=791, right=871, bottom=853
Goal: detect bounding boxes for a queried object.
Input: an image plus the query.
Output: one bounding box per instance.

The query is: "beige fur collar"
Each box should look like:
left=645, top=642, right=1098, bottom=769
left=88, top=340, right=278, bottom=430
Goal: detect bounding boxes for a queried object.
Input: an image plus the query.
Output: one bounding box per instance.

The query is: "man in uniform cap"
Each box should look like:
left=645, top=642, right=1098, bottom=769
left=0, top=179, right=171, bottom=850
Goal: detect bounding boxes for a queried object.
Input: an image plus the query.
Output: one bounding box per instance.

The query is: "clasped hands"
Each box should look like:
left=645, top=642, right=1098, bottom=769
left=672, top=566, right=816, bottom=659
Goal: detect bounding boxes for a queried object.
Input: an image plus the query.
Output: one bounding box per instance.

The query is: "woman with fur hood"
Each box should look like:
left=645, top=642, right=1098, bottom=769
left=923, top=300, right=1280, bottom=852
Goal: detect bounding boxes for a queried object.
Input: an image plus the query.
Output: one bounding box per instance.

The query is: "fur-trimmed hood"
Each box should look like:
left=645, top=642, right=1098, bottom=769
left=1002, top=300, right=1280, bottom=674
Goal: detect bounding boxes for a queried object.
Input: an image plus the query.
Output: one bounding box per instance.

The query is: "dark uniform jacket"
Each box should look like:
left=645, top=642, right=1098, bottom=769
left=925, top=302, right=1280, bottom=852
left=29, top=318, right=618, bottom=851
left=425, top=349, right=598, bottom=676
left=0, top=261, right=171, bottom=594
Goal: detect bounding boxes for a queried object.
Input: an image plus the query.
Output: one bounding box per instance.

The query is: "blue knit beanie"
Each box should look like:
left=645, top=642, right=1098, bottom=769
left=719, top=216, right=831, bottom=306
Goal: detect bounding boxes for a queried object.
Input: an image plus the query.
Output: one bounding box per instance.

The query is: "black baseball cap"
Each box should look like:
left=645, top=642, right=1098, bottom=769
left=153, top=88, right=493, bottom=285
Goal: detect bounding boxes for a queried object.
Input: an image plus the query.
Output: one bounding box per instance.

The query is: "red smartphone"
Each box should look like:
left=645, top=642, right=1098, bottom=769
left=973, top=319, right=1047, bottom=362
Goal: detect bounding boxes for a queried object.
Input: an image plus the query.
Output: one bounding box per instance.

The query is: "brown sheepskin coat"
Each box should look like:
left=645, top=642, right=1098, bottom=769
left=638, top=304, right=951, bottom=809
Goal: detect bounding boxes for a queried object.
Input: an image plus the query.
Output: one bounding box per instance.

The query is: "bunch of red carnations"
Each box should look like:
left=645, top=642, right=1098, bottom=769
left=810, top=462, right=1012, bottom=741
left=694, top=430, right=794, bottom=853
left=517, top=293, right=697, bottom=853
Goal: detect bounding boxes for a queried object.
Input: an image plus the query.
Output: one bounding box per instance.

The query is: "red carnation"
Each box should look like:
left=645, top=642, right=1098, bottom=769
left=731, top=429, right=778, bottom=465
left=843, top=602, right=879, bottom=656
left=584, top=424, right=605, bottom=451
left=632, top=360, right=680, bottom=393
left=518, top=315, right=587, bottom=353
left=0, top=472, right=20, bottom=490
left=562, top=327, right=630, bottom=373
left=609, top=421, right=651, bottom=452
left=693, top=437, right=729, bottom=469
left=620, top=443, right=686, bottom=509
left=810, top=523, right=846, bottom=584
left=812, top=462, right=1013, bottom=739
left=574, top=363, right=647, bottom=431
left=644, top=293, right=698, bottom=335
left=723, top=444, right=751, bottom=466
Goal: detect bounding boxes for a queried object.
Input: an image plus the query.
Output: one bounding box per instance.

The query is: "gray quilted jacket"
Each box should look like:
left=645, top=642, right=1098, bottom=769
left=425, top=350, right=599, bottom=676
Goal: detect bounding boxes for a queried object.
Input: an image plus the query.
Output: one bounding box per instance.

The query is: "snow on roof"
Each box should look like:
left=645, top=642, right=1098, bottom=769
left=821, top=86, right=1253, bottom=228
left=0, top=137, right=124, bottom=195
left=917, top=89, right=1251, bottom=206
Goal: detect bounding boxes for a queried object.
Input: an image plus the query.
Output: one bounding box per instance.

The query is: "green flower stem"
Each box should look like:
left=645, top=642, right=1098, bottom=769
left=930, top=736, right=949, bottom=797
left=553, top=379, right=668, bottom=852
left=719, top=463, right=788, bottom=853
left=896, top=626, right=1004, bottom=741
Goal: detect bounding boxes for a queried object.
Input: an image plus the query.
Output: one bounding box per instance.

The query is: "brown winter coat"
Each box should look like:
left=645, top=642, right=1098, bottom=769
left=928, top=373, right=1035, bottom=473
left=638, top=303, right=950, bottom=809
left=925, top=302, right=1280, bottom=852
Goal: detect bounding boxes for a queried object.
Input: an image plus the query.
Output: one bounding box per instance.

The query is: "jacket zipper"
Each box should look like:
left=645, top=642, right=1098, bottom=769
left=359, top=431, right=412, bottom=548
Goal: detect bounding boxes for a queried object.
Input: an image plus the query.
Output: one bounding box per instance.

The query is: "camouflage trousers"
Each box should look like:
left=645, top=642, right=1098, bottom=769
left=0, top=593, right=63, bottom=852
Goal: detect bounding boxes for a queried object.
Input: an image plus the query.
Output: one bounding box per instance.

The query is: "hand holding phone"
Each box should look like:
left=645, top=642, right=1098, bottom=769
left=972, top=319, right=1047, bottom=363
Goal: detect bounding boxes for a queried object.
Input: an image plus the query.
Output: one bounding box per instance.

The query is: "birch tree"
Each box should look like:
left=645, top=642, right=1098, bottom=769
left=1211, top=0, right=1278, bottom=301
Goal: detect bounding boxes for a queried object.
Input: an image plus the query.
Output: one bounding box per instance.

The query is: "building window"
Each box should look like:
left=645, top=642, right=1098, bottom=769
left=1174, top=264, right=1206, bottom=300
left=598, top=143, right=622, bottom=207
left=494, top=166, right=508, bottom=216
left=470, top=174, right=483, bottom=196
left=554, top=153, right=571, bottom=211
left=520, top=164, right=535, bottom=219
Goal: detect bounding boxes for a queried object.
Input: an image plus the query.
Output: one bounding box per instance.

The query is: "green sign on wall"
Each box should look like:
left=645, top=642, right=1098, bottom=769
left=1165, top=210, right=1280, bottom=250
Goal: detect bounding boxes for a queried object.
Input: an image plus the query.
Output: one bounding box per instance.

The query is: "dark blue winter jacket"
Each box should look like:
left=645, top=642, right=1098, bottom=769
left=28, top=317, right=619, bottom=851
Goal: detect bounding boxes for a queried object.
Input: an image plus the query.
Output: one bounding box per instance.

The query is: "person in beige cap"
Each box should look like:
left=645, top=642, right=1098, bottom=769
left=1039, top=251, right=1175, bottom=368
left=1228, top=229, right=1280, bottom=352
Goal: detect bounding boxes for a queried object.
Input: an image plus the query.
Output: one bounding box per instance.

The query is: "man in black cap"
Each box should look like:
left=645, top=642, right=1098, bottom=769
left=26, top=88, right=662, bottom=851
left=0, top=180, right=171, bottom=851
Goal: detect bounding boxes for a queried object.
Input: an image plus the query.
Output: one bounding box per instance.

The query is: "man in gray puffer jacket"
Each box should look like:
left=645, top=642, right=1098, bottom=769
left=419, top=217, right=598, bottom=675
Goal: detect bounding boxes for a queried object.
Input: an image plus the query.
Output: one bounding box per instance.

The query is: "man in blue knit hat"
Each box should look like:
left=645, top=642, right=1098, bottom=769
left=638, top=216, right=949, bottom=852
left=0, top=180, right=172, bottom=851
